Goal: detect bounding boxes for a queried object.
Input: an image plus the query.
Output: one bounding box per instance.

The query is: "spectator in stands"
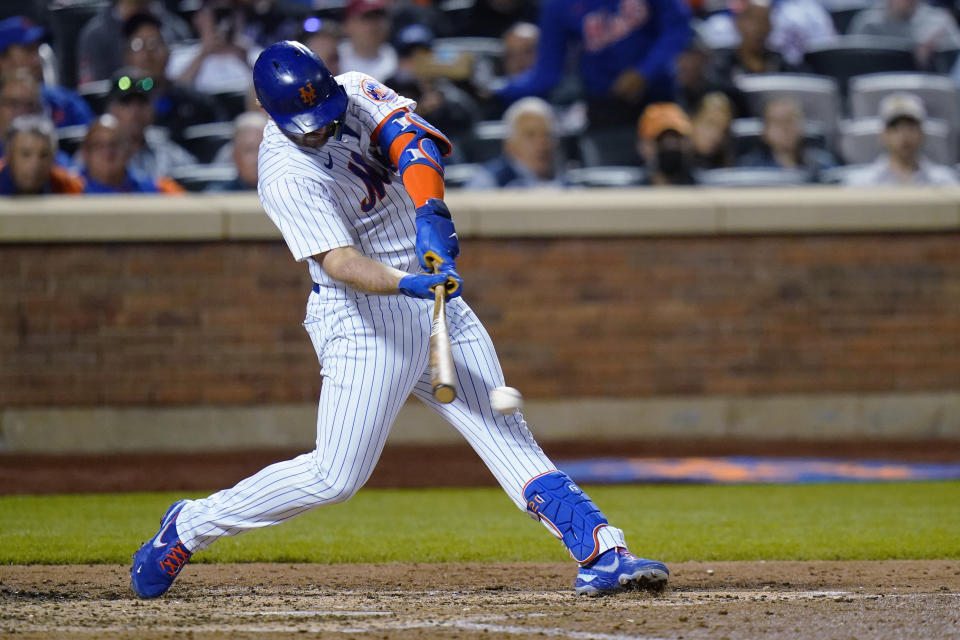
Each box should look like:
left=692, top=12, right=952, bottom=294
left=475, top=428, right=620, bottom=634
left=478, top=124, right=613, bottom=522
left=208, top=111, right=266, bottom=191
left=768, top=0, right=836, bottom=66
left=473, top=22, right=541, bottom=119
left=338, top=0, right=397, bottom=81
left=465, top=97, right=564, bottom=189
left=502, top=22, right=540, bottom=77
left=0, top=70, right=40, bottom=148
left=0, top=115, right=83, bottom=195
left=843, top=92, right=958, bottom=185
left=690, top=92, right=735, bottom=169
left=79, top=114, right=183, bottom=194
left=711, top=0, right=800, bottom=83
left=123, top=13, right=224, bottom=143
left=0, top=17, right=93, bottom=129
left=497, top=0, right=693, bottom=128
left=700, top=0, right=834, bottom=66
left=298, top=20, right=342, bottom=75
left=674, top=36, right=748, bottom=118
left=387, top=24, right=477, bottom=144
left=739, top=97, right=836, bottom=181
left=168, top=0, right=258, bottom=94
left=638, top=102, right=697, bottom=185
left=848, top=0, right=960, bottom=66
left=104, top=69, right=196, bottom=180
left=76, top=0, right=191, bottom=85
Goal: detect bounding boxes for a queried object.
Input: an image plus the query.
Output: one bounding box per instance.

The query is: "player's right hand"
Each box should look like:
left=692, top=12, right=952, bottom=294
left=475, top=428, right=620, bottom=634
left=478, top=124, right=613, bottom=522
left=398, top=272, right=462, bottom=300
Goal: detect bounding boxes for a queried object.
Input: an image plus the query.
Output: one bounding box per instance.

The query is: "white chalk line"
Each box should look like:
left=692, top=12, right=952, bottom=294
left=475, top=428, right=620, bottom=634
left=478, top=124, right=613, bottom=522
left=239, top=610, right=394, bottom=617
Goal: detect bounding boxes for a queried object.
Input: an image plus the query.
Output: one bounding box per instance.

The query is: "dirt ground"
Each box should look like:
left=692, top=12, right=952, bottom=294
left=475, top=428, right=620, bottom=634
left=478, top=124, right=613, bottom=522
left=4, top=440, right=959, bottom=638
left=2, top=561, right=959, bottom=639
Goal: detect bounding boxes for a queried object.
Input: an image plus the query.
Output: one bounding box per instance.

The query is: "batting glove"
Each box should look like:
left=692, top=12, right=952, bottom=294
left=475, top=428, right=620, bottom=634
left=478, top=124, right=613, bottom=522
left=398, top=270, right=462, bottom=300
left=415, top=198, right=460, bottom=272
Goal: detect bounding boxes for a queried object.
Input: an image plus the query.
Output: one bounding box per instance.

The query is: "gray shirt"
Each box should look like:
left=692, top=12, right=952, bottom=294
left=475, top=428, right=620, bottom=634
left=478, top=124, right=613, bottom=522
left=843, top=154, right=959, bottom=186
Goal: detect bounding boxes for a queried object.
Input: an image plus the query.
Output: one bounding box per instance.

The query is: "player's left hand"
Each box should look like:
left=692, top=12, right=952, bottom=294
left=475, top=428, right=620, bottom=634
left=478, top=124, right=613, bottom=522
left=398, top=270, right=462, bottom=300
left=415, top=198, right=460, bottom=272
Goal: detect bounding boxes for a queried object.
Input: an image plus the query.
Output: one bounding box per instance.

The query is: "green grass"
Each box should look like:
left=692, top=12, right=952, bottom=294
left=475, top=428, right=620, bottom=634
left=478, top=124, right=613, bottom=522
left=1, top=482, right=959, bottom=565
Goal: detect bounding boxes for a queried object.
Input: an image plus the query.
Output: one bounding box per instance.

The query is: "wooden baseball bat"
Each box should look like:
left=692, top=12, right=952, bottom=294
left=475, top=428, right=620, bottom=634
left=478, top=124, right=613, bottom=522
left=429, top=280, right=457, bottom=404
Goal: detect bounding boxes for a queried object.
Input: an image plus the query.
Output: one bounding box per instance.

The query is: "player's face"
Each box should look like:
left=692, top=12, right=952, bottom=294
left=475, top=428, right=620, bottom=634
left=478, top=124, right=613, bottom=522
left=8, top=131, right=53, bottom=194
left=283, top=124, right=333, bottom=149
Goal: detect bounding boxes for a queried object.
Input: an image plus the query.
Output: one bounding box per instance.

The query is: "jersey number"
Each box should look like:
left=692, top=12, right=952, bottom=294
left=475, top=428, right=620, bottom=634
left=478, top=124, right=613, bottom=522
left=347, top=152, right=392, bottom=212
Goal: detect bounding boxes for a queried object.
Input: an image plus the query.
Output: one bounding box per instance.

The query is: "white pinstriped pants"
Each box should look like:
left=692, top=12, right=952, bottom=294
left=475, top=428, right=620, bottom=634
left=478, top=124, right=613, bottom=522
left=176, top=294, right=564, bottom=553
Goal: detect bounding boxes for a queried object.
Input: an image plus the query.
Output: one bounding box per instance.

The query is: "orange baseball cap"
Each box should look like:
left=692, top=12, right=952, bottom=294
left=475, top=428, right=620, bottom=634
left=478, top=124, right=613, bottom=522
left=638, top=102, right=693, bottom=141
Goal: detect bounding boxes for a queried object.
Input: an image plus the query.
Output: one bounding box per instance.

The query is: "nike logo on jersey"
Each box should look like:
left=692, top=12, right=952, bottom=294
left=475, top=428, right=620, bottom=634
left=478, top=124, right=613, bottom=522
left=449, top=232, right=458, bottom=239
left=324, top=153, right=333, bottom=169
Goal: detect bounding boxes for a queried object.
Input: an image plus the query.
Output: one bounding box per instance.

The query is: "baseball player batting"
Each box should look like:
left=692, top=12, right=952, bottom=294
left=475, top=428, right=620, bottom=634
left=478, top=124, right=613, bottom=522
left=130, top=41, right=668, bottom=598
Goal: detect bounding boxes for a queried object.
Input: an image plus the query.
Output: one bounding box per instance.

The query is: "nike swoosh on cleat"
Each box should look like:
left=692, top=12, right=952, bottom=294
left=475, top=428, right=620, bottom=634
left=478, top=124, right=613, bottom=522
left=152, top=516, right=176, bottom=548
left=578, top=574, right=597, bottom=583
left=449, top=232, right=457, bottom=239
left=324, top=153, right=333, bottom=169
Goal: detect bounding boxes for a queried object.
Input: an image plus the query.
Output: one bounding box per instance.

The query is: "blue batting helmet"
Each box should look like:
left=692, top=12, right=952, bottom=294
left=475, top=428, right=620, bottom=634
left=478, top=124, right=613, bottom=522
left=253, top=40, right=347, bottom=135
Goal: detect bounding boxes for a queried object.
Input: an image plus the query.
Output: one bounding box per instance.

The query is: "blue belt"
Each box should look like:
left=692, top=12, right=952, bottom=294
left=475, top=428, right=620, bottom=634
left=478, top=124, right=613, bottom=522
left=312, top=283, right=320, bottom=293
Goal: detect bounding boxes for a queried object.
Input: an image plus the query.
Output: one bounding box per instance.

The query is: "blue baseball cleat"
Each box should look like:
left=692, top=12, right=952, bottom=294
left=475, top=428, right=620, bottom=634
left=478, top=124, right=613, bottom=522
left=131, top=500, right=193, bottom=599
left=574, top=548, right=669, bottom=596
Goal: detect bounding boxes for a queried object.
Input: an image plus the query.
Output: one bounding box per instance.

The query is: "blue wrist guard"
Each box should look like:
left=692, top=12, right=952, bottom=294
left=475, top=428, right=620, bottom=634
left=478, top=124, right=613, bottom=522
left=524, top=471, right=610, bottom=564
left=415, top=198, right=459, bottom=271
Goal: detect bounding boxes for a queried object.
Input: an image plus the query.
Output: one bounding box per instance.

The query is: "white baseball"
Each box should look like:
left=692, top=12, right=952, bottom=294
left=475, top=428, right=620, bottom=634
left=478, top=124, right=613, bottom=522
left=490, top=386, right=523, bottom=414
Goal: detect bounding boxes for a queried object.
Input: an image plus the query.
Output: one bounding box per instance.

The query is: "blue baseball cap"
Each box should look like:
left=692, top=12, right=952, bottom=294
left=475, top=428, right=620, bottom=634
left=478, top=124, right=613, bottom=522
left=0, top=16, right=45, bottom=55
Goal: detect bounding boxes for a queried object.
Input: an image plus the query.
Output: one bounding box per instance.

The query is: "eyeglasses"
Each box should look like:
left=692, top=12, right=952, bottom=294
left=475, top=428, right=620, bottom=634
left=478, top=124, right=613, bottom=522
left=129, top=37, right=165, bottom=53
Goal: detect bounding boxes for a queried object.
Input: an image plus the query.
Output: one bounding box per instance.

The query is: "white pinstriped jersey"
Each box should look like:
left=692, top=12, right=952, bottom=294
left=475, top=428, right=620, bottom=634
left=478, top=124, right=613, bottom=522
left=173, top=71, right=627, bottom=566
left=257, top=71, right=420, bottom=299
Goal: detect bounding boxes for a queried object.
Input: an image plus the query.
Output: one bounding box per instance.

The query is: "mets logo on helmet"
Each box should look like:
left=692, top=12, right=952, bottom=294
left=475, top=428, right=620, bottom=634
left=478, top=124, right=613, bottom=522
left=299, top=82, right=317, bottom=106
left=361, top=78, right=396, bottom=102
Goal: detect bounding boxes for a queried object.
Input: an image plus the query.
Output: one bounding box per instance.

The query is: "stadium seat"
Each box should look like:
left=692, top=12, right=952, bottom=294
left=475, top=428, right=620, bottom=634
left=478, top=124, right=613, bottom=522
left=443, top=163, right=482, bottom=188
left=578, top=126, right=642, bottom=167
left=48, top=0, right=104, bottom=89
left=730, top=118, right=827, bottom=157
left=819, top=164, right=871, bottom=184
left=77, top=79, right=111, bottom=115
left=828, top=7, right=864, bottom=35
left=181, top=121, right=235, bottom=164
left=460, top=120, right=507, bottom=163
left=804, top=36, right=916, bottom=96
left=696, top=167, right=811, bottom=187
left=167, top=163, right=237, bottom=192
left=56, top=124, right=88, bottom=156
left=432, top=37, right=503, bottom=59
left=732, top=74, right=840, bottom=144
left=848, top=73, right=960, bottom=135
left=838, top=117, right=953, bottom=164
left=209, top=90, right=248, bottom=120
left=930, top=47, right=960, bottom=74
left=565, top=166, right=646, bottom=188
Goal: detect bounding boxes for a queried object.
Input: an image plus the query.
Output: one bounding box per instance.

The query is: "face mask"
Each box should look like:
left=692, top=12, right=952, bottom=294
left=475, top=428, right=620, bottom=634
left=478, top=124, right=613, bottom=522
left=656, top=147, right=686, bottom=175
